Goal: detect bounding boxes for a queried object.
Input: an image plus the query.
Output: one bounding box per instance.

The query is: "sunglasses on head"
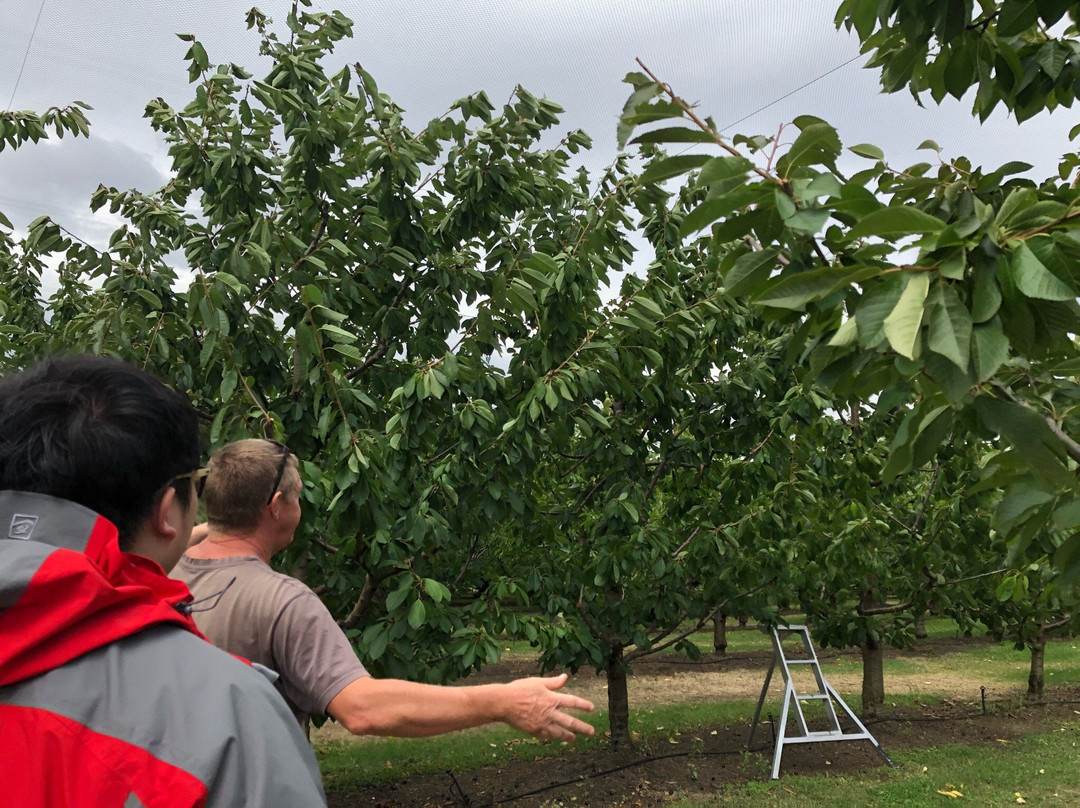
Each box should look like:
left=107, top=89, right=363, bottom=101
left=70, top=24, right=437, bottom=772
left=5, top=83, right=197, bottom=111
left=164, top=466, right=210, bottom=496
left=165, top=441, right=291, bottom=504
left=264, top=439, right=292, bottom=506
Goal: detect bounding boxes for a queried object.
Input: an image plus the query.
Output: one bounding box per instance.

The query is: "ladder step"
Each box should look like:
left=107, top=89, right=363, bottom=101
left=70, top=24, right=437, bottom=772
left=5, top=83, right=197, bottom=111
left=786, top=659, right=817, bottom=665
left=795, top=694, right=831, bottom=701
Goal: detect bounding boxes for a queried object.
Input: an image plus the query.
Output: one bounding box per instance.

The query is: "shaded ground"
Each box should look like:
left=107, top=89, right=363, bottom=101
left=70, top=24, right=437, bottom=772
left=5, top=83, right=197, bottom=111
left=323, top=636, right=1080, bottom=807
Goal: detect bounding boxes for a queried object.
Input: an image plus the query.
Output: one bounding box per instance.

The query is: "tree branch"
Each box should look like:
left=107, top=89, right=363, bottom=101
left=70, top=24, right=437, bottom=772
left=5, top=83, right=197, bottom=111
left=624, top=576, right=777, bottom=662
left=576, top=586, right=614, bottom=646
left=991, top=381, right=1080, bottom=465
left=341, top=572, right=377, bottom=629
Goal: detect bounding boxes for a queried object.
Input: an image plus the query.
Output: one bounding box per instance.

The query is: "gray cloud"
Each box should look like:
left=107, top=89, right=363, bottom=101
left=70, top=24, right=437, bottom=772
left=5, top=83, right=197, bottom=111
left=0, top=133, right=166, bottom=242
left=3, top=0, right=1074, bottom=239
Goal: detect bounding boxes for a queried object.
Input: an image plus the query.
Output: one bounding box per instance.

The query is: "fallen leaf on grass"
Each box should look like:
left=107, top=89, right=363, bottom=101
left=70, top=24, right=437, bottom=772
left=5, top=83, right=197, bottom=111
left=1014, top=792, right=1026, bottom=804
left=937, top=789, right=963, bottom=798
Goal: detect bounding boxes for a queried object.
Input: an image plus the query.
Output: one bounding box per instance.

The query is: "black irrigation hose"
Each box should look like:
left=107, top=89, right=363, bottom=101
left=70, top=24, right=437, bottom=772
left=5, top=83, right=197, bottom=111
left=442, top=693, right=1080, bottom=807
left=458, top=744, right=775, bottom=807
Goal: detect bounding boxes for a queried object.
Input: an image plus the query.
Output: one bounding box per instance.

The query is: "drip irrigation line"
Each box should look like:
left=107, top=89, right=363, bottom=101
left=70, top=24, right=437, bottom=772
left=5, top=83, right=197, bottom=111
left=463, top=743, right=775, bottom=807
left=6, top=0, right=48, bottom=111
left=443, top=691, right=1080, bottom=806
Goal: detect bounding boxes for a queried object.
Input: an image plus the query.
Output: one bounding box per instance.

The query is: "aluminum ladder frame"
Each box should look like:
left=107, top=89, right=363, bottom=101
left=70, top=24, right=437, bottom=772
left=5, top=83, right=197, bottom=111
left=745, top=624, right=894, bottom=779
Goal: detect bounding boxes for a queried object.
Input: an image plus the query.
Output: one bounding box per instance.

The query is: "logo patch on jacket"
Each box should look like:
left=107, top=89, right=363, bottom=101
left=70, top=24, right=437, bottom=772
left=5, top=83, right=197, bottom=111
left=8, top=514, right=38, bottom=540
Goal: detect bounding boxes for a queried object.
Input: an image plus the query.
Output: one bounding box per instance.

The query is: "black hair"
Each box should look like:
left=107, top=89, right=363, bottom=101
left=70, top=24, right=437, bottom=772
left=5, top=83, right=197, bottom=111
left=0, top=355, right=200, bottom=548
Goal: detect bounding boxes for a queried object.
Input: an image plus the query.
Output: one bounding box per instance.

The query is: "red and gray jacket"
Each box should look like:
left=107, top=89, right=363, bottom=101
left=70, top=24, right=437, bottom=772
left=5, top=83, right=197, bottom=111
left=0, top=490, right=327, bottom=807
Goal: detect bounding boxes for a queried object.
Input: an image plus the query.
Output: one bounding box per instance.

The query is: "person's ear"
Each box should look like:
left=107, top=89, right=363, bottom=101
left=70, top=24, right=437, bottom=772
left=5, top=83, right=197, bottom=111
left=150, top=486, right=181, bottom=542
left=267, top=490, right=284, bottom=519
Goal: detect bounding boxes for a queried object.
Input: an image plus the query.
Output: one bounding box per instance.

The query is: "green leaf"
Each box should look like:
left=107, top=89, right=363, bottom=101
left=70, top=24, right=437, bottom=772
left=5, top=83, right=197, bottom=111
left=849, top=143, right=884, bottom=160
left=630, top=127, right=717, bottom=145
left=971, top=322, right=1010, bottom=381
left=220, top=369, right=238, bottom=402
left=776, top=122, right=842, bottom=176
left=883, top=272, right=930, bottom=359
left=847, top=207, right=946, bottom=239
left=971, top=265, right=1001, bottom=322
left=320, top=323, right=358, bottom=344
left=828, top=317, right=858, bottom=347
left=723, top=248, right=778, bottom=296
left=754, top=266, right=873, bottom=310
left=784, top=207, right=830, bottom=235
left=617, top=79, right=664, bottom=148
left=544, top=383, right=559, bottom=410
left=1053, top=499, right=1080, bottom=531
left=407, top=598, right=427, bottom=629
left=639, top=154, right=711, bottom=185
left=133, top=289, right=162, bottom=308
left=927, top=283, right=972, bottom=370
left=855, top=275, right=905, bottom=348
left=996, top=483, right=1054, bottom=536
left=698, top=155, right=754, bottom=185
left=421, top=578, right=450, bottom=603
left=974, top=396, right=1072, bottom=486
left=997, top=0, right=1040, bottom=36
left=1009, top=243, right=1076, bottom=301
left=679, top=198, right=730, bottom=235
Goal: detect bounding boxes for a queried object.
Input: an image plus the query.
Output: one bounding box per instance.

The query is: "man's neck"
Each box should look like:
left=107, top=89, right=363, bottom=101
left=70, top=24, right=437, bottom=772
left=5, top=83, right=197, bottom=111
left=184, top=529, right=274, bottom=564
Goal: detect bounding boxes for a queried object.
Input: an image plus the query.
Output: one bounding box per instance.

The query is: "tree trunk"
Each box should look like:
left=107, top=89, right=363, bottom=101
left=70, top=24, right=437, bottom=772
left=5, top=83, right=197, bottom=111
left=738, top=613, right=749, bottom=627
left=860, top=637, right=885, bottom=718
left=913, top=610, right=927, bottom=640
left=1027, top=623, right=1046, bottom=700
left=606, top=644, right=631, bottom=749
left=713, top=612, right=728, bottom=655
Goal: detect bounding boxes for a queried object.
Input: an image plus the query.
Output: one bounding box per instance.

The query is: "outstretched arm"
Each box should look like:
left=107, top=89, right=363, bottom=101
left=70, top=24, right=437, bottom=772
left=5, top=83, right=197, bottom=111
left=325, top=672, right=595, bottom=741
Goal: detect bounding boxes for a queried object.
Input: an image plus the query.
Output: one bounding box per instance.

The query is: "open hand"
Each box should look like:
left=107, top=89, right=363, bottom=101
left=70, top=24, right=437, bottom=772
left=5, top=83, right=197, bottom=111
left=500, top=673, right=595, bottom=742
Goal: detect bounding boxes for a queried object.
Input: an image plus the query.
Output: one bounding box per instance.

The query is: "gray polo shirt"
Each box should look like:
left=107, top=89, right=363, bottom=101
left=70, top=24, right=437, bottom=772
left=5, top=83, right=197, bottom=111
left=173, top=555, right=369, bottom=726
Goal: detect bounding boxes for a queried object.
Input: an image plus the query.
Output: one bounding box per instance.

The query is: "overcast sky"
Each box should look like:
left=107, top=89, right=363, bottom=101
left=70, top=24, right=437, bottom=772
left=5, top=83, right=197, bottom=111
left=2, top=0, right=1076, bottom=246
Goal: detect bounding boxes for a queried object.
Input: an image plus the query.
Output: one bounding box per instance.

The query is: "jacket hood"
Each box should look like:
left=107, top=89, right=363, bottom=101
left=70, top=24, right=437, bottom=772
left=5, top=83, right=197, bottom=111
left=0, top=490, right=202, bottom=687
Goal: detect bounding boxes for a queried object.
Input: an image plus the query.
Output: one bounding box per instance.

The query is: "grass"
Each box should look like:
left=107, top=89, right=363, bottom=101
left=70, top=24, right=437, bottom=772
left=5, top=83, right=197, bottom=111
left=316, top=622, right=1080, bottom=795
left=675, top=720, right=1080, bottom=807
left=317, top=723, right=601, bottom=791
left=317, top=700, right=763, bottom=791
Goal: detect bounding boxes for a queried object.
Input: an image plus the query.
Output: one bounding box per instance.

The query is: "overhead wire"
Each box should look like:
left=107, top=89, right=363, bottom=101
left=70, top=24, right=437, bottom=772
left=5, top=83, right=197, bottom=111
left=718, top=53, right=864, bottom=133
left=6, top=0, right=48, bottom=110
left=663, top=52, right=866, bottom=160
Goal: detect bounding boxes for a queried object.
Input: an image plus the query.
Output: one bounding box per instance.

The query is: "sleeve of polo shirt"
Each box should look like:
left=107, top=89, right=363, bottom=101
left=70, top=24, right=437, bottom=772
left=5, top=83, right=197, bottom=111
left=268, top=584, right=370, bottom=716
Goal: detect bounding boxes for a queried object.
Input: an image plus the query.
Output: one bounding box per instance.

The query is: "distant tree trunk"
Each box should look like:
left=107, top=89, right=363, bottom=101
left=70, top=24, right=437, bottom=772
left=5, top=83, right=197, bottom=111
left=606, top=644, right=630, bottom=749
left=738, top=613, right=749, bottom=627
left=860, top=636, right=885, bottom=717
left=914, top=610, right=927, bottom=640
left=713, top=613, right=728, bottom=654
left=858, top=586, right=886, bottom=717
left=1027, top=623, right=1046, bottom=700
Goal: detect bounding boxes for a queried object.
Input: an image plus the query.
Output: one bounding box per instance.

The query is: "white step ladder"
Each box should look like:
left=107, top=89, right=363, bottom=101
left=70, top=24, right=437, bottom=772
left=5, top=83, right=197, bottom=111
left=745, top=625, right=894, bottom=779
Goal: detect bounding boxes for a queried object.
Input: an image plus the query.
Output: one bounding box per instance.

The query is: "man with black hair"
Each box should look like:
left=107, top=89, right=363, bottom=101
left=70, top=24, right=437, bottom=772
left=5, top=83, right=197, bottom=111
left=177, top=438, right=596, bottom=741
left=0, top=355, right=327, bottom=807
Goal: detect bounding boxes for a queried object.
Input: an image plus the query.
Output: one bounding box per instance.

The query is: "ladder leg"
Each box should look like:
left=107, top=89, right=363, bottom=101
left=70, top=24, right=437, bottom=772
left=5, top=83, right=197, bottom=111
left=771, top=683, right=794, bottom=780
left=745, top=656, right=776, bottom=747
left=824, top=682, right=896, bottom=768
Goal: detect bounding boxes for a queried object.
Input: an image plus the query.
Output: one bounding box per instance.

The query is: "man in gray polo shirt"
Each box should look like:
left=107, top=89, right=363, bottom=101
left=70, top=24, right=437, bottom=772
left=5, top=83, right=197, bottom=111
left=174, top=438, right=596, bottom=739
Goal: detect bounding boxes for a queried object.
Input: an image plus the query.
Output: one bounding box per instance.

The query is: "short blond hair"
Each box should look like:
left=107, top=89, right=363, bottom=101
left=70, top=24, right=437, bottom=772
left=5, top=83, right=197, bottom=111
left=204, top=439, right=300, bottom=532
